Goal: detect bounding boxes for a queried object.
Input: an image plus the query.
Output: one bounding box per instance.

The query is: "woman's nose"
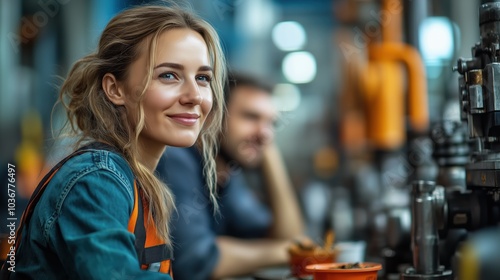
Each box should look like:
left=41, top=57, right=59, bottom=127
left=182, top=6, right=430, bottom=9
left=180, top=79, right=202, bottom=105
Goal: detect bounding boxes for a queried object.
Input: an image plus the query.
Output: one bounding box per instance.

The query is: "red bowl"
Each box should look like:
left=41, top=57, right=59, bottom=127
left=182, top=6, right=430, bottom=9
left=305, top=262, right=382, bottom=280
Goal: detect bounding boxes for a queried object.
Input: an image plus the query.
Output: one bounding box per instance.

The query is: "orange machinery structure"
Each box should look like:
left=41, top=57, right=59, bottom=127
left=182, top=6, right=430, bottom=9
left=338, top=0, right=429, bottom=154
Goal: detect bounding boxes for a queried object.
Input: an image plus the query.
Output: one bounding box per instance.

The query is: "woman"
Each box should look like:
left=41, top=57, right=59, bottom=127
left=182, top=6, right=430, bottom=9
left=4, top=4, right=225, bottom=279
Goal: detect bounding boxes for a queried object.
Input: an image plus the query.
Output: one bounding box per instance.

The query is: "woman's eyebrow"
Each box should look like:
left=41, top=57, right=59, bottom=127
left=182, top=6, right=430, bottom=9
left=198, top=65, right=213, bottom=72
left=154, top=62, right=183, bottom=70
left=154, top=63, right=213, bottom=73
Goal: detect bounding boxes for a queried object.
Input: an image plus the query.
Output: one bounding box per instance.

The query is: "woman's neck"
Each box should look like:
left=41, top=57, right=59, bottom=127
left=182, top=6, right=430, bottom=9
left=137, top=138, right=166, bottom=171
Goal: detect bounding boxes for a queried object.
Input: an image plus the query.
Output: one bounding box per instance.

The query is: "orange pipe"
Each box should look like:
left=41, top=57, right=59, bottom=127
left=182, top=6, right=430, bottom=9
left=337, top=0, right=429, bottom=151
left=381, top=0, right=403, bottom=43
left=368, top=42, right=429, bottom=133
left=362, top=61, right=405, bottom=149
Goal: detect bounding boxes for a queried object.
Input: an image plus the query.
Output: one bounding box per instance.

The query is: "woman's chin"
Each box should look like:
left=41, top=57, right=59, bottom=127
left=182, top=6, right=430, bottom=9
left=166, top=138, right=198, bottom=148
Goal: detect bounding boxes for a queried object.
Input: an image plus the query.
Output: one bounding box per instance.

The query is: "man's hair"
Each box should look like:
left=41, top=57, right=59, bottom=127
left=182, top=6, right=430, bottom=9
left=225, top=71, right=274, bottom=105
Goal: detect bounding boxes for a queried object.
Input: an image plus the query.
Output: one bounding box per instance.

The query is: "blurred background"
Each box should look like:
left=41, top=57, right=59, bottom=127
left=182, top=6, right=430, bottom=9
left=0, top=0, right=483, bottom=275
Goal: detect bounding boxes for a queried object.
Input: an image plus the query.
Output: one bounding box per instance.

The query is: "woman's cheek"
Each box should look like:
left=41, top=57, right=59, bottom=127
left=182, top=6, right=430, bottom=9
left=202, top=91, right=214, bottom=113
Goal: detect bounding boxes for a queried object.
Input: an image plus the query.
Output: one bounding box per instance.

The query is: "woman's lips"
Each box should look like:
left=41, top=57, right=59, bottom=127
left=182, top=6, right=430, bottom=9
left=168, top=113, right=200, bottom=126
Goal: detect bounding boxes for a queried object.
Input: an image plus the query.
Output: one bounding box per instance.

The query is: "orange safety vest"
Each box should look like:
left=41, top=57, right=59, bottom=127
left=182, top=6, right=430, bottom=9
left=129, top=181, right=173, bottom=274
left=1, top=143, right=173, bottom=278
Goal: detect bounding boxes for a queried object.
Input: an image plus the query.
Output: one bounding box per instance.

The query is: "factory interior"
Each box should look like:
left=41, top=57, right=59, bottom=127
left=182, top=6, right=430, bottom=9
left=1, top=0, right=500, bottom=279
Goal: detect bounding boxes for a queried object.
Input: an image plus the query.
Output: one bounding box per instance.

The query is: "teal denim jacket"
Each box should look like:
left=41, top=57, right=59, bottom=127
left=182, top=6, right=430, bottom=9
left=11, top=149, right=172, bottom=280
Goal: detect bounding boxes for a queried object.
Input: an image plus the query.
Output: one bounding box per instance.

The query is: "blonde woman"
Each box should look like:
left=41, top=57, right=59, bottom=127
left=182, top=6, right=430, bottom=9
left=2, top=4, right=225, bottom=279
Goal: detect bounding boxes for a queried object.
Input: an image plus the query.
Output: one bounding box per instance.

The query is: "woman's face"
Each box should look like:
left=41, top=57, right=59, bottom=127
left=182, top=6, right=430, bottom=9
left=123, top=28, right=213, bottom=149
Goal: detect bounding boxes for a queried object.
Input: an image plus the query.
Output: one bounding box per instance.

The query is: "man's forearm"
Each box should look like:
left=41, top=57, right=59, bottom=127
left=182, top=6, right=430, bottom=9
left=212, top=236, right=290, bottom=279
left=262, top=144, right=304, bottom=238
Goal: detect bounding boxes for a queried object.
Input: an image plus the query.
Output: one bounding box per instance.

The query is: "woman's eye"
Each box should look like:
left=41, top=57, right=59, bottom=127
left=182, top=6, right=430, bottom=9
left=159, top=72, right=176, bottom=80
left=196, top=75, right=212, bottom=83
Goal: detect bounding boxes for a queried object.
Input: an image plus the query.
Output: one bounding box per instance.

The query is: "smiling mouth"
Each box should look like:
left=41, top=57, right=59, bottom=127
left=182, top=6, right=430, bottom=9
left=168, top=114, right=200, bottom=126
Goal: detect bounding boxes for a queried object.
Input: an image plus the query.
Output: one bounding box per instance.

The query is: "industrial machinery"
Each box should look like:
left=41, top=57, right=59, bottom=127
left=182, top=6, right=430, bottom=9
left=335, top=0, right=429, bottom=274
left=402, top=2, right=500, bottom=280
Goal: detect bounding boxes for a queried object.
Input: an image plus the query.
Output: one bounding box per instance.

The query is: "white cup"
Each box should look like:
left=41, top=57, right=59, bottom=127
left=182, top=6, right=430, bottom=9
left=335, top=241, right=366, bottom=263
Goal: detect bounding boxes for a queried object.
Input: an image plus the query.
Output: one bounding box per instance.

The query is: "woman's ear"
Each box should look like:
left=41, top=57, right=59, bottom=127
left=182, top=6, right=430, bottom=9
left=102, top=73, right=126, bottom=106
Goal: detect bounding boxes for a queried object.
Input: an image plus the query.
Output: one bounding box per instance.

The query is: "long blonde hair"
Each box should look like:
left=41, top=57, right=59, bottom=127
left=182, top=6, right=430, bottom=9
left=58, top=4, right=226, bottom=243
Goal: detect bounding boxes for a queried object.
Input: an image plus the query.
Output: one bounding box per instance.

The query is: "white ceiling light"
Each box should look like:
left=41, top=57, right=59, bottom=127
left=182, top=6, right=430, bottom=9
left=272, top=21, right=306, bottom=51
left=419, top=17, right=455, bottom=62
left=282, top=51, right=317, bottom=84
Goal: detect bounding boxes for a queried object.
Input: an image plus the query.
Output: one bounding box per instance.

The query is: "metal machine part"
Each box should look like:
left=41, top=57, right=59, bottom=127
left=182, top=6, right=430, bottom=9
left=450, top=1, right=500, bottom=232
left=382, top=136, right=435, bottom=279
left=456, top=2, right=500, bottom=192
left=431, top=121, right=469, bottom=192
left=394, top=120, right=469, bottom=275
left=403, top=2, right=500, bottom=280
left=381, top=206, right=412, bottom=280
left=430, top=120, right=469, bottom=270
left=401, top=181, right=452, bottom=280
